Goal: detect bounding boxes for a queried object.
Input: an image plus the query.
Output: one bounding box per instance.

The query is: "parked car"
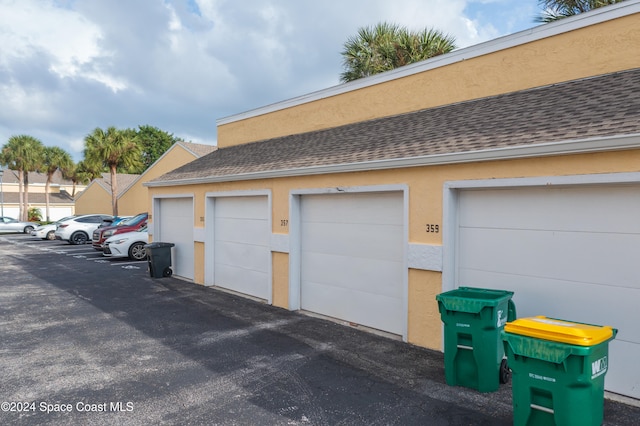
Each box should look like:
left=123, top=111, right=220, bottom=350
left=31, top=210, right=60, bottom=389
left=55, top=214, right=113, bottom=245
left=0, top=217, right=39, bottom=234
left=31, top=215, right=76, bottom=240
left=92, top=212, right=148, bottom=251
left=103, top=227, right=149, bottom=260
left=97, top=215, right=132, bottom=229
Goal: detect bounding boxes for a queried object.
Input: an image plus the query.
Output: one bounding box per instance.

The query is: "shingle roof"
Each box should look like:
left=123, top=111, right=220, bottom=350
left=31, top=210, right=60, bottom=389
left=1, top=169, right=74, bottom=185
left=151, top=68, right=640, bottom=184
left=0, top=191, right=74, bottom=204
left=178, top=141, right=217, bottom=157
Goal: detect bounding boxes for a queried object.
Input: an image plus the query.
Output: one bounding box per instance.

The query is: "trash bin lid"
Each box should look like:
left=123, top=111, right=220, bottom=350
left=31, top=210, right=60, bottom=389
left=504, top=316, right=615, bottom=346
left=436, top=287, right=514, bottom=314
left=144, top=242, right=175, bottom=248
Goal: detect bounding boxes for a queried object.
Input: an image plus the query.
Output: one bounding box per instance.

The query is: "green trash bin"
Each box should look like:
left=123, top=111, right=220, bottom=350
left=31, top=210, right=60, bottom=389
left=502, top=316, right=617, bottom=426
left=145, top=242, right=175, bottom=278
left=436, top=286, right=516, bottom=392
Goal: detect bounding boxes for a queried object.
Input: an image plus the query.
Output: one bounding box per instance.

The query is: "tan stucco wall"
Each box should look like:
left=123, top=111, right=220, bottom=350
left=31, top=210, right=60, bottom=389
left=217, top=13, right=639, bottom=148
left=74, top=184, right=113, bottom=215
left=272, top=251, right=289, bottom=308
left=194, top=241, right=205, bottom=284
left=24, top=185, right=49, bottom=194
left=3, top=184, right=60, bottom=193
left=118, top=146, right=199, bottom=216
left=148, top=148, right=640, bottom=351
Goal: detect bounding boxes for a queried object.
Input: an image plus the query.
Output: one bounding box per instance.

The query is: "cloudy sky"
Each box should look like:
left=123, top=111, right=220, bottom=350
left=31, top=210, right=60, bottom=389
left=0, top=0, right=542, bottom=161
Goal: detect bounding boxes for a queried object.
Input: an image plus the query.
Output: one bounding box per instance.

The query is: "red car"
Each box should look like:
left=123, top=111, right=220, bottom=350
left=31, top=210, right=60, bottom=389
left=92, top=212, right=148, bottom=251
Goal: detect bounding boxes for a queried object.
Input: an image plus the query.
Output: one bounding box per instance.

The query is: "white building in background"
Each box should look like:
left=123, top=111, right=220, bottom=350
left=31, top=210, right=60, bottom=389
left=0, top=169, right=87, bottom=221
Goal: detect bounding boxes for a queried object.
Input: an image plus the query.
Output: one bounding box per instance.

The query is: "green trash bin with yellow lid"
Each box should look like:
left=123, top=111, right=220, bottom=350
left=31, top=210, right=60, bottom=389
left=502, top=316, right=617, bottom=426
left=436, top=286, right=516, bottom=392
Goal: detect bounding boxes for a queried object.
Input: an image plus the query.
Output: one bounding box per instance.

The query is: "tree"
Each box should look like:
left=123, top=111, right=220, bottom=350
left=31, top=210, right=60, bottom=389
left=63, top=160, right=102, bottom=198
left=340, top=22, right=456, bottom=83
left=536, top=0, right=626, bottom=23
left=1, top=135, right=45, bottom=221
left=84, top=127, right=142, bottom=216
left=135, top=125, right=179, bottom=172
left=41, top=146, right=73, bottom=221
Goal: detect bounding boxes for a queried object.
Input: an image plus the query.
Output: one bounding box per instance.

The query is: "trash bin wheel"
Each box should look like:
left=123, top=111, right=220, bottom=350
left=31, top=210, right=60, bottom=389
left=163, top=267, right=172, bottom=277
left=499, top=358, right=511, bottom=384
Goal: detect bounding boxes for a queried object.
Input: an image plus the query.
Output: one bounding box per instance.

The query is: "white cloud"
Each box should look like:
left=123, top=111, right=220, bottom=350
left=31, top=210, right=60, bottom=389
left=0, top=0, right=129, bottom=91
left=0, top=0, right=540, bottom=161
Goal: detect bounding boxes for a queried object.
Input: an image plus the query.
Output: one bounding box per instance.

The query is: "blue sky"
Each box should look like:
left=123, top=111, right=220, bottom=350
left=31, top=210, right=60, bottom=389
left=0, top=0, right=541, bottom=161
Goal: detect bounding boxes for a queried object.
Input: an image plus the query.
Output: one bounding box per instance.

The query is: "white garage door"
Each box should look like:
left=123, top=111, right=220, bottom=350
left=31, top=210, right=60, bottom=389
left=456, top=185, right=640, bottom=399
left=158, top=198, right=194, bottom=280
left=213, top=196, right=270, bottom=300
left=300, top=192, right=405, bottom=335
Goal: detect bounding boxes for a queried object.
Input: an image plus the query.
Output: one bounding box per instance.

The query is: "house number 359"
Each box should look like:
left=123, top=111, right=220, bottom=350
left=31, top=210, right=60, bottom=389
left=426, top=224, right=440, bottom=233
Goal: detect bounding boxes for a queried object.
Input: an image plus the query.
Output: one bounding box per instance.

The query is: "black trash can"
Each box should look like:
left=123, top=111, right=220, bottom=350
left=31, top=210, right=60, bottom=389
left=145, top=242, right=175, bottom=278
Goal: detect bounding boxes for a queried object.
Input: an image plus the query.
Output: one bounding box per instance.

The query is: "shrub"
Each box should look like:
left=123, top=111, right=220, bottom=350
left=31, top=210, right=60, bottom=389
left=28, top=207, right=42, bottom=222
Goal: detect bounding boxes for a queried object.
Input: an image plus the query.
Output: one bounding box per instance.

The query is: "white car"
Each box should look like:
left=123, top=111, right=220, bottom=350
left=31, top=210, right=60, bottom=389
left=31, top=216, right=76, bottom=240
left=103, top=228, right=149, bottom=260
left=55, top=214, right=113, bottom=245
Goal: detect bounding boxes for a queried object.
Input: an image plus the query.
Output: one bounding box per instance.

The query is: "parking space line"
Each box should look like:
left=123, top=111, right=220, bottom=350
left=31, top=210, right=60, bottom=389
left=69, top=254, right=103, bottom=259
left=58, top=246, right=96, bottom=250
left=110, top=260, right=146, bottom=266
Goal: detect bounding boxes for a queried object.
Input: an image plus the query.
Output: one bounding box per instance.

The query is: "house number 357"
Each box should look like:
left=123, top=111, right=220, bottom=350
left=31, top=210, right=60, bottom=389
left=426, top=224, right=440, bottom=233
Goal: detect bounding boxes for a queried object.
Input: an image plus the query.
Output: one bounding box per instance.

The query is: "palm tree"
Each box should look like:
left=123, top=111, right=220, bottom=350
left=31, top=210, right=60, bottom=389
left=63, top=160, right=102, bottom=198
left=340, top=22, right=456, bottom=83
left=83, top=127, right=142, bottom=216
left=1, top=135, right=45, bottom=220
left=536, top=0, right=626, bottom=23
left=41, top=146, right=73, bottom=221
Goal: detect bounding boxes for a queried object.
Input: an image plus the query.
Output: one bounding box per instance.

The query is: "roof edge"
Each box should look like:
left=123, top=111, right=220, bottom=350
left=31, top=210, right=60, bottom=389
left=144, top=134, right=640, bottom=187
left=115, top=143, right=198, bottom=199
left=216, top=0, right=640, bottom=126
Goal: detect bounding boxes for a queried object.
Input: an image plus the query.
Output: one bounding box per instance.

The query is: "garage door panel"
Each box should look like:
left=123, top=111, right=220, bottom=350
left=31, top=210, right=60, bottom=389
left=216, top=241, right=270, bottom=273
left=216, top=196, right=269, bottom=219
left=458, top=269, right=640, bottom=342
left=303, top=222, right=403, bottom=261
left=215, top=264, right=269, bottom=299
left=159, top=198, right=194, bottom=280
left=302, top=252, right=403, bottom=298
left=457, top=185, right=640, bottom=398
left=608, top=341, right=640, bottom=400
left=459, top=228, right=639, bottom=288
left=216, top=217, right=270, bottom=246
left=302, top=281, right=404, bottom=335
left=213, top=196, right=269, bottom=300
left=300, top=191, right=405, bottom=336
left=302, top=192, right=403, bottom=225
left=459, top=186, right=640, bottom=233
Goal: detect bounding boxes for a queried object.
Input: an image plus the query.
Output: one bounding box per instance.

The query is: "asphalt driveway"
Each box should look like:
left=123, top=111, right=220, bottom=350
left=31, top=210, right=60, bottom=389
left=1, top=234, right=638, bottom=425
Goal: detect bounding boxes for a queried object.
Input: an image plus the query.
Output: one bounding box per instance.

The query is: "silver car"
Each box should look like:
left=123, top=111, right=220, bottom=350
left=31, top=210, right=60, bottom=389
left=0, top=217, right=39, bottom=234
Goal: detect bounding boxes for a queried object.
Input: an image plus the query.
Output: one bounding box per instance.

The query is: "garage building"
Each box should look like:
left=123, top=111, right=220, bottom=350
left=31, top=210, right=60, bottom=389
left=146, top=3, right=640, bottom=400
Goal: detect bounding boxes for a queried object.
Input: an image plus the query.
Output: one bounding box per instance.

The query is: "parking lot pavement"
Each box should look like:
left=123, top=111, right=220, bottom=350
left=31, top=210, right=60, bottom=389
left=1, top=234, right=639, bottom=425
